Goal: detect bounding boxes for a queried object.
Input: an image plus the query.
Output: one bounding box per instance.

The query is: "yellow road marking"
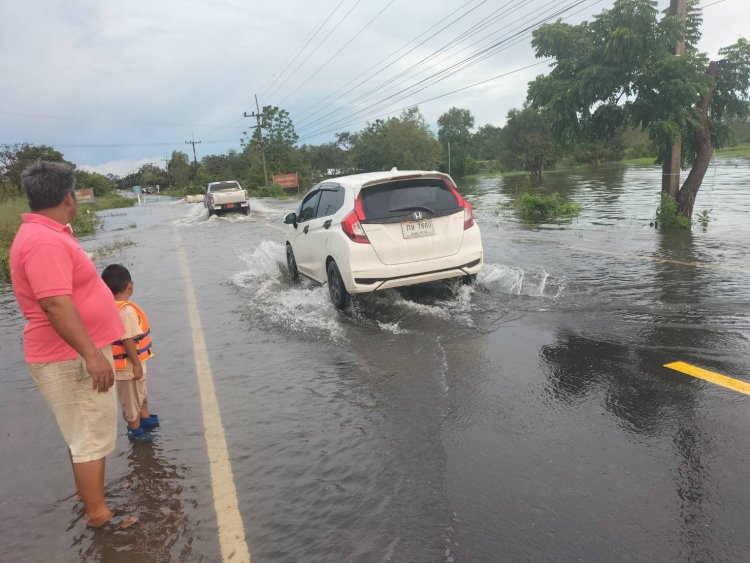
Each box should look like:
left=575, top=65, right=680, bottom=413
left=175, top=228, right=251, bottom=563
left=664, top=361, right=750, bottom=396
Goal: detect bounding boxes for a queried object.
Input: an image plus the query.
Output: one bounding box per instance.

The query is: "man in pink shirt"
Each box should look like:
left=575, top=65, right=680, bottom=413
left=10, top=161, right=136, bottom=531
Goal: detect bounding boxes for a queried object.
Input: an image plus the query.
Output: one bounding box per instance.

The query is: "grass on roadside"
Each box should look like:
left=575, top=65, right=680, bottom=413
left=88, top=192, right=137, bottom=211
left=1, top=196, right=108, bottom=284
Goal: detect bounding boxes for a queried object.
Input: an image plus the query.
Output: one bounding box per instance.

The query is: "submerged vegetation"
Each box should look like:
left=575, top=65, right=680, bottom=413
left=515, top=192, right=582, bottom=221
left=654, top=193, right=692, bottom=230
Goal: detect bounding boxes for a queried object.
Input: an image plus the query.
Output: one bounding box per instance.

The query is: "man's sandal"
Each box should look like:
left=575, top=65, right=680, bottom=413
left=87, top=511, right=138, bottom=531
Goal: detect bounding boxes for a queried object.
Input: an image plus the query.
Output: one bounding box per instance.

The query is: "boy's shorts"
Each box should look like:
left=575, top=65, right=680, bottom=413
left=116, top=377, right=147, bottom=423
left=27, top=346, right=117, bottom=463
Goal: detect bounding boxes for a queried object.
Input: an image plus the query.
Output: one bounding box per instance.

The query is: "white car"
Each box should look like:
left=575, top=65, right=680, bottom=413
left=205, top=180, right=249, bottom=216
left=283, top=169, right=483, bottom=309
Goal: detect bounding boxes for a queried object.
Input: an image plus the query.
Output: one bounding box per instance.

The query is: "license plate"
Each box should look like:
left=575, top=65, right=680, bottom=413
left=401, top=219, right=434, bottom=239
left=226, top=203, right=235, bottom=209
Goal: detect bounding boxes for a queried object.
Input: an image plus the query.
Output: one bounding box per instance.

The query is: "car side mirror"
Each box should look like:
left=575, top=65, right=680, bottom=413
left=284, top=212, right=298, bottom=228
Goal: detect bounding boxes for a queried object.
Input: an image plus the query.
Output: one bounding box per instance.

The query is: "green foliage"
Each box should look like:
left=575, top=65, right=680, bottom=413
left=89, top=192, right=136, bottom=210
left=515, top=192, right=581, bottom=220
left=0, top=196, right=27, bottom=283
left=72, top=207, right=101, bottom=235
left=168, top=151, right=192, bottom=188
left=248, top=184, right=289, bottom=199
left=350, top=107, right=441, bottom=172
left=655, top=193, right=692, bottom=230
left=438, top=107, right=475, bottom=177
left=499, top=107, right=556, bottom=178
left=0, top=144, right=71, bottom=191
left=695, top=208, right=712, bottom=229
left=527, top=0, right=750, bottom=173
left=75, top=169, right=117, bottom=195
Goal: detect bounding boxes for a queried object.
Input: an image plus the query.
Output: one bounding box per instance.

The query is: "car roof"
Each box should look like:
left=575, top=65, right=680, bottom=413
left=324, top=170, right=452, bottom=191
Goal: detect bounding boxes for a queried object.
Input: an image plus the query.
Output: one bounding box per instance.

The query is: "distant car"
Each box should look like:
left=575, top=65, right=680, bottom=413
left=205, top=180, right=249, bottom=216
left=283, top=169, right=483, bottom=309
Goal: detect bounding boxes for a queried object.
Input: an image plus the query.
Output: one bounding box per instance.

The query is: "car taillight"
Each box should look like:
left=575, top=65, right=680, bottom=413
left=445, top=180, right=474, bottom=230
left=463, top=201, right=474, bottom=230
left=342, top=210, right=369, bottom=243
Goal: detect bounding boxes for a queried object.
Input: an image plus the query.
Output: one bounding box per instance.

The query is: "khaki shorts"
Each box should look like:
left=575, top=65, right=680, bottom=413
left=27, top=346, right=117, bottom=463
left=116, top=377, right=148, bottom=423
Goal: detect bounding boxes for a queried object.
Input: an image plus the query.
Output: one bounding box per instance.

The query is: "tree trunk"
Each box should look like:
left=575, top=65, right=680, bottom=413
left=677, top=61, right=720, bottom=218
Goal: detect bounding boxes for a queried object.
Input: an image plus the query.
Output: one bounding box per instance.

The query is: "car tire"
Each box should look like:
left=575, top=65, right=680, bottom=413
left=207, top=208, right=214, bottom=217
left=243, top=206, right=249, bottom=215
left=327, top=260, right=350, bottom=310
left=287, top=244, right=299, bottom=283
left=462, top=274, right=477, bottom=285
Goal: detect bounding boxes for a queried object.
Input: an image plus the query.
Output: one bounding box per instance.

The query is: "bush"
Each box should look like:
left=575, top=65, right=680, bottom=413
left=516, top=192, right=582, bottom=220
left=89, top=192, right=136, bottom=211
left=654, top=193, right=691, bottom=230
left=248, top=184, right=289, bottom=199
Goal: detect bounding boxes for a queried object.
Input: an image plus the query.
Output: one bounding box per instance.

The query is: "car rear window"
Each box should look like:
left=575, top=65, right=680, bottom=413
left=360, top=179, right=459, bottom=221
left=210, top=182, right=241, bottom=191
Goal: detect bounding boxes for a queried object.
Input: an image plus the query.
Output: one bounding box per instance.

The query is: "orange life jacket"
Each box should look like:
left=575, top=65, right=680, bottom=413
left=112, top=301, right=153, bottom=370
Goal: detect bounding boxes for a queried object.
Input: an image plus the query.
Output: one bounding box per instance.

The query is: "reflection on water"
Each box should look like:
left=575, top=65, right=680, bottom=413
left=72, top=440, right=194, bottom=562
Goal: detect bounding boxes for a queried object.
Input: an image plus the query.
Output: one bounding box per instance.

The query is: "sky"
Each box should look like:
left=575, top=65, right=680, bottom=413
left=0, top=0, right=746, bottom=177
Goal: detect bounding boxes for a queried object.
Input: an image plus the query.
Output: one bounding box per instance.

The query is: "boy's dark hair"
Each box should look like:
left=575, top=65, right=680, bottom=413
left=20, top=161, right=76, bottom=211
left=101, top=264, right=132, bottom=295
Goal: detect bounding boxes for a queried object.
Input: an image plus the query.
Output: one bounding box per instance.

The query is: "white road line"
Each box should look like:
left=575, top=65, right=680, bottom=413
left=174, top=227, right=251, bottom=563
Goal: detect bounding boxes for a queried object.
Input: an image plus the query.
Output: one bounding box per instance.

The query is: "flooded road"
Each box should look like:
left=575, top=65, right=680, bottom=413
left=1, top=159, right=749, bottom=562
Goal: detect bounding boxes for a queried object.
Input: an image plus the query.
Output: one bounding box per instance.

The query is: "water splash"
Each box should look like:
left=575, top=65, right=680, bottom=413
left=478, top=263, right=565, bottom=299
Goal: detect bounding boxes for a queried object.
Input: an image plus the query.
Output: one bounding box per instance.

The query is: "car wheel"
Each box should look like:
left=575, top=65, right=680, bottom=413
left=461, top=274, right=477, bottom=285
left=207, top=208, right=214, bottom=217
left=327, top=260, right=350, bottom=309
left=243, top=206, right=249, bottom=215
left=286, top=244, right=300, bottom=283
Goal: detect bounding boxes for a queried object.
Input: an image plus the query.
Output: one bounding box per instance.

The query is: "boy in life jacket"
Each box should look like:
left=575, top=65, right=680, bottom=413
left=101, top=264, right=159, bottom=441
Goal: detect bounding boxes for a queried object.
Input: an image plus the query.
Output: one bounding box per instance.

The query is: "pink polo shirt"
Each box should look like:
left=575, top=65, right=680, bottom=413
left=10, top=213, right=124, bottom=362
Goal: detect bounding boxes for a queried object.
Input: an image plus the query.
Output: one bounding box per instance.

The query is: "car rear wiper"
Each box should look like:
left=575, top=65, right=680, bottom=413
left=389, top=205, right=435, bottom=214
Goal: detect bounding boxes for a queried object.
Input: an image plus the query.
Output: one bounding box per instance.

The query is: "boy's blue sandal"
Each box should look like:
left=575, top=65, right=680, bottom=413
left=127, top=427, right=152, bottom=441
left=140, top=414, right=159, bottom=429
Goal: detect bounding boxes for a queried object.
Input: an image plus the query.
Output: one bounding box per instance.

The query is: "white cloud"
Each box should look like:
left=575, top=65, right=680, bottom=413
left=80, top=156, right=164, bottom=177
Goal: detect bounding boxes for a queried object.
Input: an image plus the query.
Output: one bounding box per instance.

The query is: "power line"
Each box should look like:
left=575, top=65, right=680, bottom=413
left=277, top=0, right=398, bottom=106
left=298, top=0, right=526, bottom=132
left=298, top=0, right=591, bottom=138
left=293, top=0, right=487, bottom=128
left=260, top=0, right=347, bottom=99
left=297, top=59, right=551, bottom=142
left=265, top=0, right=365, bottom=101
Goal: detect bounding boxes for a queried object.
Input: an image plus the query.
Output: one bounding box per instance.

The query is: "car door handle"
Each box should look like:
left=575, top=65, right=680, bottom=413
left=303, top=225, right=309, bottom=234
left=323, top=219, right=332, bottom=229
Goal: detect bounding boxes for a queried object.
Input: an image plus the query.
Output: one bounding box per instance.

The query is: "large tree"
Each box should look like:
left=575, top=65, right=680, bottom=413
left=527, top=0, right=750, bottom=218
left=348, top=107, right=441, bottom=172
left=437, top=107, right=475, bottom=177
left=0, top=143, right=70, bottom=191
left=499, top=106, right=556, bottom=179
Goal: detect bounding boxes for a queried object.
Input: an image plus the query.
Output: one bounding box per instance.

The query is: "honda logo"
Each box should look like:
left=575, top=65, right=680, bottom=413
left=413, top=211, right=423, bottom=221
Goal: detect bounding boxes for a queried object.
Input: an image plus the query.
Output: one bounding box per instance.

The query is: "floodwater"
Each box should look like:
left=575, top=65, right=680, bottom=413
left=1, top=158, right=749, bottom=562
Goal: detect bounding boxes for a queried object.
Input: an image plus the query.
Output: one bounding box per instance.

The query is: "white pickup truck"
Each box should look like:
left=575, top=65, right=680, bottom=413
left=205, top=180, right=249, bottom=216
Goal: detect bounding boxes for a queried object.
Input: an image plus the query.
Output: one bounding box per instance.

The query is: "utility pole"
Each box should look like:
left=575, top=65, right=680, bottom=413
left=663, top=0, right=687, bottom=197
left=161, top=156, right=170, bottom=188
left=243, top=94, right=269, bottom=185
left=185, top=131, right=202, bottom=166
